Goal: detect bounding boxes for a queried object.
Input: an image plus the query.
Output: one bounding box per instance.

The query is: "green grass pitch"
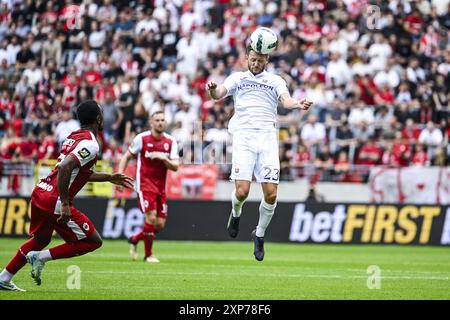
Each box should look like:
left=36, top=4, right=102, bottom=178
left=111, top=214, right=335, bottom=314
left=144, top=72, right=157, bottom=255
left=0, top=238, right=449, bottom=300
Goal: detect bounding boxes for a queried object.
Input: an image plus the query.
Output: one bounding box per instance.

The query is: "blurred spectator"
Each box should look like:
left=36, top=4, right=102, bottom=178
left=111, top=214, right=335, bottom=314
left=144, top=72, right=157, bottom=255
left=74, top=40, right=98, bottom=72
left=418, top=121, right=443, bottom=158
left=373, top=58, right=400, bottom=89
left=432, top=147, right=447, bottom=166
left=176, top=31, right=200, bottom=79
left=54, top=110, right=80, bottom=148
left=305, top=183, right=325, bottom=203
left=314, top=144, right=334, bottom=172
left=392, top=131, right=412, bottom=167
left=411, top=143, right=430, bottom=166
left=23, top=60, right=43, bottom=88
left=301, top=114, right=326, bottom=149
left=348, top=102, right=375, bottom=128
left=18, top=131, right=38, bottom=162
left=401, top=118, right=421, bottom=144
left=374, top=105, right=395, bottom=132
left=325, top=52, right=351, bottom=87
left=102, top=137, right=123, bottom=163
left=41, top=30, right=62, bottom=68
left=290, top=142, right=311, bottom=177
left=88, top=20, right=106, bottom=49
left=102, top=92, right=123, bottom=141
left=368, top=33, right=392, bottom=72
left=334, top=150, right=350, bottom=176
left=37, top=128, right=57, bottom=161
left=356, top=136, right=381, bottom=166
left=334, top=120, right=355, bottom=155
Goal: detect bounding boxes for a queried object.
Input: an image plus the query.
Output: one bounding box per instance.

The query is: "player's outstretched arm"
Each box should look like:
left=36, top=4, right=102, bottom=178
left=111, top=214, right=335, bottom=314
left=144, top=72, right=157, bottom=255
left=56, top=155, right=79, bottom=223
left=280, top=92, right=314, bottom=111
left=88, top=172, right=134, bottom=189
left=118, top=150, right=135, bottom=174
left=205, top=81, right=228, bottom=100
left=116, top=150, right=136, bottom=191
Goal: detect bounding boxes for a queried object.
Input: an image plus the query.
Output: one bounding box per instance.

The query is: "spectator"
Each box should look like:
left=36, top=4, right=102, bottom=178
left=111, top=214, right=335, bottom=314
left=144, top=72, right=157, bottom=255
left=37, top=128, right=57, bottom=161
left=97, top=0, right=118, bottom=28
left=432, top=147, right=447, bottom=166
left=356, top=136, right=382, bottom=166
left=102, top=92, right=123, bottom=141
left=401, top=118, right=421, bottom=144
left=374, top=105, right=395, bottom=132
left=373, top=58, right=400, bottom=89
left=176, top=31, right=200, bottom=80
left=23, top=59, right=43, bottom=88
left=18, top=131, right=38, bottom=162
left=392, top=131, right=412, bottom=167
left=84, top=63, right=102, bottom=87
left=368, top=33, right=392, bottom=72
left=73, top=40, right=98, bottom=73
left=54, top=110, right=80, bottom=148
left=334, top=120, right=355, bottom=155
left=301, top=114, right=326, bottom=149
left=305, top=183, right=325, bottom=203
left=348, top=102, right=375, bottom=128
left=411, top=143, right=430, bottom=166
left=102, top=137, right=123, bottom=163
left=325, top=51, right=351, bottom=87
left=334, top=150, right=350, bottom=176
left=41, top=30, right=62, bottom=68
left=418, top=121, right=444, bottom=158
left=380, top=140, right=400, bottom=167
left=88, top=20, right=107, bottom=49
left=314, top=144, right=334, bottom=171
left=290, top=143, right=311, bottom=177
left=6, top=35, right=20, bottom=65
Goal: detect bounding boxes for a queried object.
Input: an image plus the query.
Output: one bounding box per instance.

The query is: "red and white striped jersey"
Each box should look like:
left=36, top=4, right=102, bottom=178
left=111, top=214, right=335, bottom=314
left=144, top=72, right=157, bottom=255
left=129, top=131, right=179, bottom=195
left=31, top=129, right=99, bottom=213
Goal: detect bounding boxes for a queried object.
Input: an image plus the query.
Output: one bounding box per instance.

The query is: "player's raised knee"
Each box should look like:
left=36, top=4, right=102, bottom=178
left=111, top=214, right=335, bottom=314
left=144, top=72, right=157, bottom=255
left=33, top=234, right=51, bottom=247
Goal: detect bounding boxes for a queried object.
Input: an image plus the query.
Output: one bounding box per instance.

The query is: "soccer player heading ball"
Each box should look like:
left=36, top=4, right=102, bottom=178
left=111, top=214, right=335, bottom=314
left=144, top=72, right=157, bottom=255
left=0, top=100, right=134, bottom=291
left=206, top=28, right=313, bottom=261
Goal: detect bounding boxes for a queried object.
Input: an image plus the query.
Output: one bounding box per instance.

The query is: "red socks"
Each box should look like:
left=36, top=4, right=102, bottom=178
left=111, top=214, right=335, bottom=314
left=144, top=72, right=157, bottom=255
left=49, top=241, right=102, bottom=260
left=5, top=237, right=48, bottom=274
left=130, top=231, right=145, bottom=244
left=143, top=222, right=155, bottom=258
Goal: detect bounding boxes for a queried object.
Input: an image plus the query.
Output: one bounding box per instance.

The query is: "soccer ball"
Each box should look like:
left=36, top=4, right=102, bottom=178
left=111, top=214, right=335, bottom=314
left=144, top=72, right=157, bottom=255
left=249, top=27, right=278, bottom=55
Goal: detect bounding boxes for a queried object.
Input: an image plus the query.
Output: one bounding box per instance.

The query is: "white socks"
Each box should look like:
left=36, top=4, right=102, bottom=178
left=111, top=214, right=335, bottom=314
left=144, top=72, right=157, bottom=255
left=0, top=251, right=52, bottom=284
left=231, top=189, right=245, bottom=217
left=256, top=199, right=277, bottom=237
left=0, top=269, right=13, bottom=282
left=38, top=250, right=53, bottom=262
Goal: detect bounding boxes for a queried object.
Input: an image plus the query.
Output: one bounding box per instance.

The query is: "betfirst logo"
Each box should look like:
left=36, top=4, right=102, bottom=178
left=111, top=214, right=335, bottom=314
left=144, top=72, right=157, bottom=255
left=0, top=198, right=31, bottom=236
left=289, top=204, right=450, bottom=245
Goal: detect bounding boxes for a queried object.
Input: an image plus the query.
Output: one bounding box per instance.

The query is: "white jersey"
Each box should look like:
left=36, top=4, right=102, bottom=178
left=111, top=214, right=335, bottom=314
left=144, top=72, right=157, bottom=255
left=222, top=70, right=289, bottom=133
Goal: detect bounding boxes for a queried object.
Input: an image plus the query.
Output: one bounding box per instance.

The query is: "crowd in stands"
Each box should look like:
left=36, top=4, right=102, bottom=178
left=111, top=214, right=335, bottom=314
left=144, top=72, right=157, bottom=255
left=0, top=0, right=449, bottom=189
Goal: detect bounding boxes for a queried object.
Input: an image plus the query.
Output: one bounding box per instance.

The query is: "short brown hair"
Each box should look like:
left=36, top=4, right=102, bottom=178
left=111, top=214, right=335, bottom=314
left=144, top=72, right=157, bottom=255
left=151, top=110, right=164, bottom=118
left=246, top=44, right=268, bottom=57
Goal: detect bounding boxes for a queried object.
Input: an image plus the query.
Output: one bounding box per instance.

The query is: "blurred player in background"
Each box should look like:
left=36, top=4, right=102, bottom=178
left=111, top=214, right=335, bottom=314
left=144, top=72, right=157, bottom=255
left=119, top=111, right=179, bottom=263
left=0, top=100, right=134, bottom=291
left=206, top=45, right=313, bottom=261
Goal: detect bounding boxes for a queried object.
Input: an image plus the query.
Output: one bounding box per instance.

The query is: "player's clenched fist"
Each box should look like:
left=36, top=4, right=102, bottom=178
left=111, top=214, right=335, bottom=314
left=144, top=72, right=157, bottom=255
left=206, top=81, right=217, bottom=91
left=298, top=98, right=313, bottom=111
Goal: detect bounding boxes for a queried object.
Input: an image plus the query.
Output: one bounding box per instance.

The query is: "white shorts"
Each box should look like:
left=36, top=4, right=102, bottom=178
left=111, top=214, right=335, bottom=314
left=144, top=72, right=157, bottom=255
left=230, top=129, right=280, bottom=184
